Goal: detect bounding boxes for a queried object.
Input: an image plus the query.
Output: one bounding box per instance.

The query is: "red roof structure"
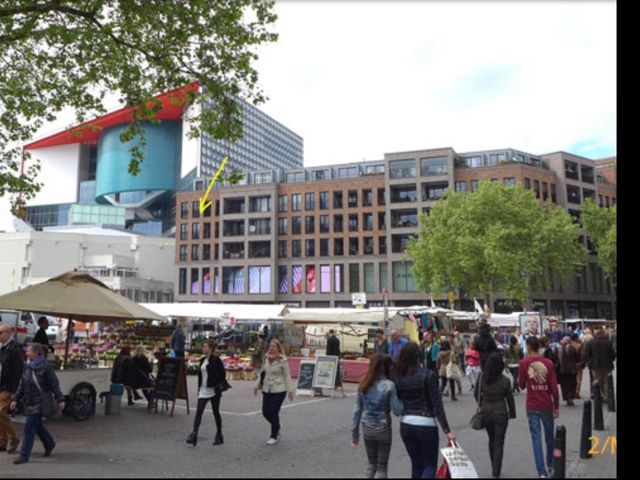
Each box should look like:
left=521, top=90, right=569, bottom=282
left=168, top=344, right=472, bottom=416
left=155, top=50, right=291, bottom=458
left=24, top=82, right=198, bottom=151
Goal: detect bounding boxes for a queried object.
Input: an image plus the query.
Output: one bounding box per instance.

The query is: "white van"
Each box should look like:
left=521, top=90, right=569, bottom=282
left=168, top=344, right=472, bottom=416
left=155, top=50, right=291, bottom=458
left=0, top=310, right=56, bottom=345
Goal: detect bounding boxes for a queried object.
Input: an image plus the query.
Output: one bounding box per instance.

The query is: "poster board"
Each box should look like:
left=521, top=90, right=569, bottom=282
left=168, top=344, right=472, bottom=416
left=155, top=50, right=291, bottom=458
left=296, top=360, right=316, bottom=396
left=313, top=355, right=339, bottom=390
left=153, top=357, right=190, bottom=416
left=519, top=313, right=543, bottom=337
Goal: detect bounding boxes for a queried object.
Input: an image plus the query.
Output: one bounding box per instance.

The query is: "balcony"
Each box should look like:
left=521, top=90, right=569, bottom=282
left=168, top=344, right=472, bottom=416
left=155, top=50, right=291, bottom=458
left=390, top=185, right=418, bottom=204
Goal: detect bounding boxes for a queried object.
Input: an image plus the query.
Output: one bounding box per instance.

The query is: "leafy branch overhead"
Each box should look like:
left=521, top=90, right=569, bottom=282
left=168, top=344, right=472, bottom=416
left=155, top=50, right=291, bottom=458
left=0, top=0, right=278, bottom=215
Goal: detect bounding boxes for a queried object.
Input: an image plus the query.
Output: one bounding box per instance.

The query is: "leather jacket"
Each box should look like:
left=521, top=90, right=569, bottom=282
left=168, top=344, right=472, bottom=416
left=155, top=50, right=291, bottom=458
left=14, top=357, right=64, bottom=416
left=395, top=367, right=451, bottom=434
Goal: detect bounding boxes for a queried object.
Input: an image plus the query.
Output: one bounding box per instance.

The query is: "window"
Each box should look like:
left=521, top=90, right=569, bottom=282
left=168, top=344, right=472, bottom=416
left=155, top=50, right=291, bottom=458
left=250, top=196, right=271, bottom=213
left=379, top=263, right=388, bottom=291
left=224, top=198, right=244, bottom=214
left=192, top=201, right=200, bottom=219
left=393, top=261, right=416, bottom=292
left=249, top=241, right=271, bottom=258
left=392, top=234, right=415, bottom=253
left=378, top=212, right=386, bottom=230
left=455, top=182, right=466, bottom=192
left=363, top=189, right=373, bottom=207
left=286, top=172, right=304, bottom=183
left=533, top=180, right=541, bottom=199
left=249, top=266, right=271, bottom=294
left=349, top=214, right=358, bottom=232
left=180, top=202, right=189, bottom=219
left=203, top=223, right=211, bottom=239
left=334, top=238, right=344, bottom=256
left=349, top=264, right=360, bottom=292
left=223, top=242, right=244, bottom=259
left=292, top=216, right=301, bottom=235
left=278, top=195, right=288, bottom=212
left=564, top=160, right=579, bottom=180
left=333, top=191, right=343, bottom=209
left=278, top=241, right=287, bottom=258
left=292, top=265, right=303, bottom=293
left=179, top=245, right=187, bottom=262
left=338, top=167, right=358, bottom=179
left=364, top=237, right=374, bottom=255
left=542, top=182, right=549, bottom=201
left=379, top=236, right=387, bottom=255
left=222, top=267, right=245, bottom=294
left=583, top=188, right=596, bottom=202
left=314, top=170, right=328, bottom=181
left=191, top=245, right=199, bottom=261
left=306, top=216, right=315, bottom=234
left=320, top=239, right=329, bottom=257
left=334, top=214, right=343, bottom=233
left=320, top=215, right=330, bottom=233
left=503, top=177, right=516, bottom=186
left=306, top=239, right=315, bottom=257
left=390, top=185, right=417, bottom=203
left=471, top=180, right=479, bottom=192
left=598, top=194, right=604, bottom=207
left=551, top=184, right=557, bottom=203
left=363, top=213, right=374, bottom=231
left=278, top=218, right=288, bottom=235
left=364, top=263, right=375, bottom=293
left=389, top=159, right=416, bottom=178
left=320, top=265, right=331, bottom=293
left=605, top=197, right=610, bottom=208
left=215, top=221, right=219, bottom=239
left=422, top=183, right=448, bottom=201
left=249, top=218, right=271, bottom=235
left=334, top=265, right=344, bottom=293
left=391, top=209, right=417, bottom=228
left=348, top=190, right=358, bottom=208
left=366, top=165, right=385, bottom=175
left=349, top=237, right=359, bottom=255
left=223, top=220, right=244, bottom=236
left=254, top=172, right=272, bottom=184
left=278, top=266, right=289, bottom=294
left=581, top=165, right=595, bottom=184
left=179, top=268, right=187, bottom=295
left=320, top=192, right=329, bottom=210
left=306, top=266, right=317, bottom=293
left=191, top=268, right=200, bottom=294
left=180, top=224, right=188, bottom=240
left=378, top=188, right=386, bottom=206
left=203, top=245, right=211, bottom=261
left=292, top=240, right=301, bottom=257
left=305, top=192, right=315, bottom=211
left=465, top=156, right=483, bottom=168
left=524, top=178, right=531, bottom=190
left=420, top=156, right=448, bottom=177
left=292, top=194, right=302, bottom=211
left=489, top=153, right=506, bottom=165
left=566, top=185, right=581, bottom=204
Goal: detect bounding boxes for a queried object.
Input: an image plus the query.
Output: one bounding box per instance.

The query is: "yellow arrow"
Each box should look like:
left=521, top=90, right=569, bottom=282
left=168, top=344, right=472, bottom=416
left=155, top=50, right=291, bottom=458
left=198, top=156, right=229, bottom=214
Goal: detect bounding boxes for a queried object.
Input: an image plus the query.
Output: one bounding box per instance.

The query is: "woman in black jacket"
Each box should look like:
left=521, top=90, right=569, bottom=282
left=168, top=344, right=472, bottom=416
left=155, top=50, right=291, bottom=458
left=10, top=343, right=64, bottom=464
left=394, top=342, right=456, bottom=478
left=132, top=346, right=154, bottom=403
left=186, top=339, right=227, bottom=446
left=474, top=352, right=516, bottom=479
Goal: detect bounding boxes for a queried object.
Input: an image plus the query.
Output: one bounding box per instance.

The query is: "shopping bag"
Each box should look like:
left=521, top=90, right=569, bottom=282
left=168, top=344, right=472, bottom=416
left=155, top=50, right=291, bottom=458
left=439, top=440, right=479, bottom=478
left=435, top=459, right=451, bottom=478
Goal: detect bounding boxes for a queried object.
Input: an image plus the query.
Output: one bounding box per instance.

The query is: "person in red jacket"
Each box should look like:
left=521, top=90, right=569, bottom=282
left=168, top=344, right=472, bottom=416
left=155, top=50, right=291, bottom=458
left=519, top=336, right=559, bottom=478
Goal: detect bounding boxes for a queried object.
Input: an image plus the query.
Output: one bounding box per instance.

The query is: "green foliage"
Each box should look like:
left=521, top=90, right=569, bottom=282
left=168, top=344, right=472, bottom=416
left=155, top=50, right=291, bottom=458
left=0, top=0, right=278, bottom=215
left=581, top=198, right=616, bottom=279
left=407, top=180, right=587, bottom=306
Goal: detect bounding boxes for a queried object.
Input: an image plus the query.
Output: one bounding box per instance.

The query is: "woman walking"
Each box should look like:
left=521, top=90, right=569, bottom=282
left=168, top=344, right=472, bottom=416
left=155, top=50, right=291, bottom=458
left=186, top=339, right=227, bottom=446
left=421, top=332, right=439, bottom=372
left=557, top=336, right=580, bottom=406
left=474, top=352, right=516, bottom=479
left=465, top=344, right=481, bottom=393
left=436, top=340, right=458, bottom=401
left=10, top=343, right=65, bottom=464
left=504, top=337, right=523, bottom=394
left=254, top=339, right=294, bottom=445
left=351, top=354, right=403, bottom=479
left=395, top=342, right=456, bottom=478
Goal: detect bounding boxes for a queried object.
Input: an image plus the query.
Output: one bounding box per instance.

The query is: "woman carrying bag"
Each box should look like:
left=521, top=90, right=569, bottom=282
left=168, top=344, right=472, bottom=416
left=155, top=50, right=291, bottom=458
left=186, top=339, right=229, bottom=446
left=437, top=340, right=458, bottom=401
left=473, top=352, right=516, bottom=479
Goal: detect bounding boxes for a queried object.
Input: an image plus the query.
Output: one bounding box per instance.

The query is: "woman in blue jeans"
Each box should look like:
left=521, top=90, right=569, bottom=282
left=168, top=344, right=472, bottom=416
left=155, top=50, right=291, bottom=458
left=394, top=342, right=456, bottom=478
left=10, top=343, right=65, bottom=464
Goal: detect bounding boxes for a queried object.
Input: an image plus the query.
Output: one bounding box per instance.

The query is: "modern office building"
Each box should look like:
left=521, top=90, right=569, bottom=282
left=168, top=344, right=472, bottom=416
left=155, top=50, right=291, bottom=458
left=21, top=84, right=303, bottom=236
left=174, top=147, right=616, bottom=319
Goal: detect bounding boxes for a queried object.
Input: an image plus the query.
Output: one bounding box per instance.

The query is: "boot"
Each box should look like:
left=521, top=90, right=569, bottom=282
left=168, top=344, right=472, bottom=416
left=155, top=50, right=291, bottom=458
left=186, top=432, right=198, bottom=446
left=213, top=432, right=224, bottom=445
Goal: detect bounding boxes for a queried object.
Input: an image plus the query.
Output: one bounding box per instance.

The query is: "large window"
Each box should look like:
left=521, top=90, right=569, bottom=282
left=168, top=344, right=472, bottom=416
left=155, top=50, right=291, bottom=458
left=192, top=201, right=200, bottom=219
left=503, top=177, right=516, bottom=186
left=363, top=213, right=374, bottom=231
left=378, top=212, right=386, bottom=230
left=564, top=160, right=579, bottom=180
left=223, top=267, right=245, bottom=294
left=249, top=241, right=271, bottom=258
left=420, top=156, right=448, bottom=177
left=533, top=180, right=541, bottom=199
left=249, top=266, right=271, bottom=294
left=488, top=153, right=506, bottom=166
left=292, top=240, right=301, bottom=257
left=349, top=237, right=359, bottom=256
left=363, top=189, right=373, bottom=207
left=286, top=172, right=304, bottom=183
left=422, top=182, right=448, bottom=201
left=390, top=185, right=417, bottom=203
left=389, top=159, right=416, bottom=178
left=378, top=188, right=386, bottom=206
left=471, top=180, right=479, bottom=192
left=306, top=239, right=315, bottom=257
left=180, top=202, right=189, bottom=219
left=224, top=198, right=244, bottom=214
left=320, top=265, right=331, bottom=293
left=334, top=265, right=344, bottom=293
left=349, top=214, right=358, bottom=232
left=581, top=165, right=595, bottom=184
left=349, top=264, right=360, bottom=292
left=203, top=245, right=211, bottom=261
left=292, top=194, right=302, bottom=212
left=306, top=266, right=317, bottom=293
left=320, top=192, right=329, bottom=210
left=191, top=245, right=199, bottom=261
left=254, top=172, right=272, bottom=184
left=278, top=195, right=288, bottom=212
left=392, top=234, right=415, bottom=253
left=278, top=240, right=287, bottom=258
left=379, top=236, right=387, bottom=255
left=393, top=261, right=416, bottom=292
left=333, top=191, right=343, bottom=209
left=278, top=218, right=288, bottom=235
left=292, top=266, right=303, bottom=293
left=320, top=239, right=329, bottom=257
left=305, top=192, right=315, bottom=211
left=279, top=266, right=289, bottom=294
left=179, top=245, right=187, bottom=262
left=334, top=238, right=344, bottom=256
left=292, top=216, right=301, bottom=235
left=203, top=223, right=211, bottom=239
left=223, top=220, right=244, bottom=236
left=364, top=237, right=374, bottom=255
left=348, top=190, right=358, bottom=208
left=306, top=216, right=315, bottom=234
left=542, top=183, right=549, bottom=201
left=334, top=214, right=343, bottom=233
left=566, top=185, right=581, bottom=204
left=464, top=156, right=483, bottom=168
left=250, top=196, right=271, bottom=213
left=191, top=268, right=200, bottom=294
left=223, top=242, right=244, bottom=259
left=391, top=209, right=418, bottom=228
left=249, top=218, right=271, bottom=235
left=379, top=263, right=388, bottom=291
left=364, top=263, right=375, bottom=293
left=551, top=184, right=557, bottom=203
left=338, top=167, right=358, bottom=179
left=320, top=215, right=330, bottom=233
left=180, top=223, right=188, bottom=240
left=179, top=268, right=187, bottom=295
left=455, top=182, right=466, bottom=192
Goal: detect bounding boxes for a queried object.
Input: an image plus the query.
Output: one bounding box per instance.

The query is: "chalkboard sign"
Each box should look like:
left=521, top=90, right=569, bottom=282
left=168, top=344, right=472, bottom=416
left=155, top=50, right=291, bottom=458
left=296, top=360, right=316, bottom=396
left=152, top=357, right=190, bottom=416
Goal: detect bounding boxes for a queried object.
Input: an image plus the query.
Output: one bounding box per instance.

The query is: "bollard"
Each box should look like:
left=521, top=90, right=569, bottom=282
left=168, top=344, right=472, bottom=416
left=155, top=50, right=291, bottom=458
left=607, top=374, right=616, bottom=412
left=552, top=425, right=566, bottom=478
left=580, top=400, right=592, bottom=459
left=593, top=381, right=604, bottom=431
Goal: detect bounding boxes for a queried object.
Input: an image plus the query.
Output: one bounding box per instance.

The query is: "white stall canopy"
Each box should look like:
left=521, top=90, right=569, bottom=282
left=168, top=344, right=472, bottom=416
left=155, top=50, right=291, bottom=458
left=140, top=303, right=289, bottom=325
left=284, top=308, right=390, bottom=324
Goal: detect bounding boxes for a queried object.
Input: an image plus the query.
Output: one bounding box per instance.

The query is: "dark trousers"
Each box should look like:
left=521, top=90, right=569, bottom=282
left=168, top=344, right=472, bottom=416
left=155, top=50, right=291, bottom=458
left=484, top=413, right=509, bottom=478
left=508, top=367, right=520, bottom=392
left=192, top=395, right=222, bottom=435
left=439, top=377, right=457, bottom=400
left=363, top=436, right=392, bottom=478
left=20, top=414, right=54, bottom=460
left=262, top=391, right=287, bottom=439
left=400, top=423, right=439, bottom=478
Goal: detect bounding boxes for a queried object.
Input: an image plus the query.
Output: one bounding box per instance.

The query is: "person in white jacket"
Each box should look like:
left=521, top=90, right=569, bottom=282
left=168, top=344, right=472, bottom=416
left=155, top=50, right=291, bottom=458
left=254, top=339, right=294, bottom=445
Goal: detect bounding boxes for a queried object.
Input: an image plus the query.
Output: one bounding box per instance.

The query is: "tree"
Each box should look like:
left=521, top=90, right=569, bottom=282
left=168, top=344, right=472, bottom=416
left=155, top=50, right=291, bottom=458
left=581, top=198, right=616, bottom=281
left=407, top=180, right=587, bottom=309
left=0, top=0, right=278, bottom=215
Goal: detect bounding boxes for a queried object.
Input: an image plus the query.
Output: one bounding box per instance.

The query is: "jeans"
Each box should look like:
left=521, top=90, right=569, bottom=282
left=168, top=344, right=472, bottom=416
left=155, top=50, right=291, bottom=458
left=262, top=391, right=287, bottom=439
left=20, top=414, right=55, bottom=460
left=192, top=395, right=222, bottom=435
left=527, top=411, right=554, bottom=476
left=484, top=414, right=509, bottom=477
left=363, top=436, right=392, bottom=478
left=439, top=377, right=456, bottom=400
left=508, top=367, right=520, bottom=392
left=400, top=423, right=439, bottom=478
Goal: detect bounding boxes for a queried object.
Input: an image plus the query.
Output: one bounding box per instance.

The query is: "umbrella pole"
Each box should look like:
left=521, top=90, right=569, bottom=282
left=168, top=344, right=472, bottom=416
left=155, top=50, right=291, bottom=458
left=63, top=317, right=72, bottom=370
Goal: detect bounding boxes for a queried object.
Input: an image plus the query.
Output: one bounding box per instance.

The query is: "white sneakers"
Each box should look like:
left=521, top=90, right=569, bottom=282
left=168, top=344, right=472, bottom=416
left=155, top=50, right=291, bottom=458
left=266, top=438, right=278, bottom=445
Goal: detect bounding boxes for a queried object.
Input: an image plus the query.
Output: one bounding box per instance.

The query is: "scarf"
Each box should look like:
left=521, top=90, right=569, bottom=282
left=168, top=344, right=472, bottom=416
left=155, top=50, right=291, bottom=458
left=28, top=355, right=46, bottom=370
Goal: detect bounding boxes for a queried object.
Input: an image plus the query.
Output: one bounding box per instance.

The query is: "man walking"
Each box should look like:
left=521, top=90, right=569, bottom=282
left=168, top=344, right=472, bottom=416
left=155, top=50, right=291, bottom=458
left=473, top=321, right=498, bottom=371
left=519, top=336, right=559, bottom=478
left=387, top=330, right=408, bottom=363
left=583, top=329, right=616, bottom=402
left=171, top=322, right=186, bottom=359
left=373, top=328, right=388, bottom=354
left=0, top=324, right=24, bottom=453
left=326, top=330, right=345, bottom=397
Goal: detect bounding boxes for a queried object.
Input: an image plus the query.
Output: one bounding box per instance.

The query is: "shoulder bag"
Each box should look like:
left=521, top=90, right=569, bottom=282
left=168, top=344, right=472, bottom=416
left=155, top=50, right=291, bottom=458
left=470, top=374, right=484, bottom=430
left=31, top=370, right=58, bottom=418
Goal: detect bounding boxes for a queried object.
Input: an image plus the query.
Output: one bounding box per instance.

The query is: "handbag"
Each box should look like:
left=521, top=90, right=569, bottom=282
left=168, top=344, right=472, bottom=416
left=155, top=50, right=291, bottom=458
left=446, top=359, right=462, bottom=382
left=470, top=374, right=484, bottom=430
left=31, top=370, right=58, bottom=418
left=214, top=379, right=232, bottom=395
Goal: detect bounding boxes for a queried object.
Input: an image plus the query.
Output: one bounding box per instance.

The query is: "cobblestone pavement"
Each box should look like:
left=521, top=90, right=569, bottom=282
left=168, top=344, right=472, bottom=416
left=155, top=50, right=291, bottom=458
left=1, top=368, right=616, bottom=478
